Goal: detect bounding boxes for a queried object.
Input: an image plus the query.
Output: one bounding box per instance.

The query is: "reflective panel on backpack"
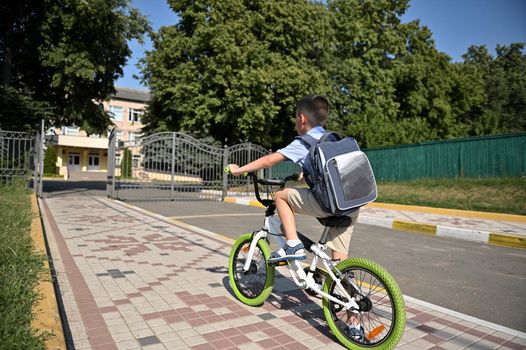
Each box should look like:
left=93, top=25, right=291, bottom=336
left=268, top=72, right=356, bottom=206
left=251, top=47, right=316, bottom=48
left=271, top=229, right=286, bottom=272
left=298, top=132, right=377, bottom=216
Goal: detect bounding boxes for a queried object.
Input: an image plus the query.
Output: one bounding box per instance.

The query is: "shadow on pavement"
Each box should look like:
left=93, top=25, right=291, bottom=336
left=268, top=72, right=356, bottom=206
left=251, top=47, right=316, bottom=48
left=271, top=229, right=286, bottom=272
left=220, top=269, right=335, bottom=342
left=43, top=180, right=107, bottom=197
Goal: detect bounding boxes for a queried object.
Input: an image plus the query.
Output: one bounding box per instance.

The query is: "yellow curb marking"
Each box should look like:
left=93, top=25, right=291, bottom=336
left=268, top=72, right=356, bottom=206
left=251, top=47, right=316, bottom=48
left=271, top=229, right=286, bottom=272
left=366, top=202, right=526, bottom=224
left=249, top=200, right=265, bottom=208
left=392, top=220, right=437, bottom=236
left=224, top=197, right=265, bottom=208
left=31, top=195, right=66, bottom=349
left=489, top=233, right=526, bottom=249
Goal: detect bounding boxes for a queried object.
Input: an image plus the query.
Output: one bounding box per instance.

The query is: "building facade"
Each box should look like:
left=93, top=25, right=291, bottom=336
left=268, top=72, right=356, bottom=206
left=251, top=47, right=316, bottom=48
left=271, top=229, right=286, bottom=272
left=48, top=87, right=149, bottom=178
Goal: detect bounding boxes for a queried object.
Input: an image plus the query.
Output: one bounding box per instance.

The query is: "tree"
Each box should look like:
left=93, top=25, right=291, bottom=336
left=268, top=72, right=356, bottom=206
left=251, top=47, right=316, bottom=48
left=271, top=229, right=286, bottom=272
left=461, top=43, right=526, bottom=135
left=141, top=0, right=524, bottom=149
left=324, top=0, right=414, bottom=147
left=0, top=0, right=150, bottom=133
left=141, top=0, right=331, bottom=148
left=121, top=148, right=132, bottom=179
left=43, top=145, right=57, bottom=175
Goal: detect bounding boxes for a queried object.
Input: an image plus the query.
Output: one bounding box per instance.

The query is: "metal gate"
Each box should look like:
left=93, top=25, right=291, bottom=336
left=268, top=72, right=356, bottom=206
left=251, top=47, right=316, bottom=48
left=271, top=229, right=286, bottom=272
left=0, top=122, right=44, bottom=196
left=107, top=130, right=271, bottom=201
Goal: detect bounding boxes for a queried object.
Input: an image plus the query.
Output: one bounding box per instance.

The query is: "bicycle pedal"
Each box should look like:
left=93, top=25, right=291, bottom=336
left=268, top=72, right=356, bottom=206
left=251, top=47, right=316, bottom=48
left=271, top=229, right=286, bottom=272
left=268, top=260, right=288, bottom=267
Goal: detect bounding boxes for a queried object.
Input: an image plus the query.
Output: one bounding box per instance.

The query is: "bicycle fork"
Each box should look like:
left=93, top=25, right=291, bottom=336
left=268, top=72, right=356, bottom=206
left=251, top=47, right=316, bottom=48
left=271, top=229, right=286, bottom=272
left=242, top=216, right=282, bottom=272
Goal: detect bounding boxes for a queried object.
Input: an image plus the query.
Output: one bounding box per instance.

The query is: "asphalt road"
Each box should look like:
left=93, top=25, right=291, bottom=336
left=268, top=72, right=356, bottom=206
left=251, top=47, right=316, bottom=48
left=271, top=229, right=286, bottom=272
left=42, top=181, right=526, bottom=332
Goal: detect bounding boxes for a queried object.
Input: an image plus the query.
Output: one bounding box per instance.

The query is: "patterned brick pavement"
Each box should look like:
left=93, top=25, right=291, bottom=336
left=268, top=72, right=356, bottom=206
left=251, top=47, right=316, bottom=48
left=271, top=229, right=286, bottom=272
left=40, top=194, right=526, bottom=349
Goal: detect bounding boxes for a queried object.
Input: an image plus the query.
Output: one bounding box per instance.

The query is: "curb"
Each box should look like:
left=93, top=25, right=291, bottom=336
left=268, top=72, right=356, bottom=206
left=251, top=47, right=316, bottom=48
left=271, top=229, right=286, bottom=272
left=30, top=194, right=66, bottom=349
left=223, top=197, right=526, bottom=249
left=366, top=202, right=526, bottom=223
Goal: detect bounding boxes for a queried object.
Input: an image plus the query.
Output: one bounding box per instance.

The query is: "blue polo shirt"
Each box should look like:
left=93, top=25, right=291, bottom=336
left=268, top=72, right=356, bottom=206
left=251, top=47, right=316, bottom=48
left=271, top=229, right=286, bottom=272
left=277, top=126, right=325, bottom=174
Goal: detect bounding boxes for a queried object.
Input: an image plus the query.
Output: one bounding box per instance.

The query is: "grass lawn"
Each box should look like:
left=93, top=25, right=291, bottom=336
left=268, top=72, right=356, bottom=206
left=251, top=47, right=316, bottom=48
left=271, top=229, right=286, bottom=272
left=376, top=177, right=526, bottom=215
left=0, top=181, right=46, bottom=349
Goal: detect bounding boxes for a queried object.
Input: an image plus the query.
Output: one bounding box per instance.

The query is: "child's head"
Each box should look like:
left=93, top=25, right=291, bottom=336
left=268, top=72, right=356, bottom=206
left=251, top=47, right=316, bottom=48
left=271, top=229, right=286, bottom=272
left=295, top=95, right=329, bottom=129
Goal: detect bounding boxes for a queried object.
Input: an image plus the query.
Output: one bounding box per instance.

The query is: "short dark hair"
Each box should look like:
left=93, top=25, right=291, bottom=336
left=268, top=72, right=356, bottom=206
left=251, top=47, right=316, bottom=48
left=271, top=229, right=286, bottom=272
left=296, top=94, right=329, bottom=126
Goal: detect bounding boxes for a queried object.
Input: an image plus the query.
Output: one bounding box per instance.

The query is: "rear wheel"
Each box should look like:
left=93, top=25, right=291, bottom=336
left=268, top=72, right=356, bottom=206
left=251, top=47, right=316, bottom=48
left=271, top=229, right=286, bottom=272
left=322, top=258, right=406, bottom=350
left=228, top=233, right=275, bottom=306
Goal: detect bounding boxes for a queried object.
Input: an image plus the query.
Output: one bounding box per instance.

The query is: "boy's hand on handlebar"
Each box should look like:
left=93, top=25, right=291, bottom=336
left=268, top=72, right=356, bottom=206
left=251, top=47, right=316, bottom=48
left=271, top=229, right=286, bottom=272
left=225, top=164, right=246, bottom=176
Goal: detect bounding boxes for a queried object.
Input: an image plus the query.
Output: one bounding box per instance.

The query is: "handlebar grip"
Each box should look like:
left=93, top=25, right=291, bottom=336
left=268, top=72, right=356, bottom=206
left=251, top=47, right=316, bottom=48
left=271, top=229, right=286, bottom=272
left=224, top=166, right=247, bottom=177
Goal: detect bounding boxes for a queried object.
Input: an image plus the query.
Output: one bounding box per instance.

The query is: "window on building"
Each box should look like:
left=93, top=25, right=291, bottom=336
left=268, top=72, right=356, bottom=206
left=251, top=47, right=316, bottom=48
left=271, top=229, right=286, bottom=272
left=109, top=105, right=123, bottom=121
left=129, top=132, right=141, bottom=142
left=116, top=130, right=123, bottom=141
left=115, top=153, right=122, bottom=166
left=62, top=126, right=79, bottom=136
left=132, top=155, right=140, bottom=168
left=128, top=108, right=143, bottom=123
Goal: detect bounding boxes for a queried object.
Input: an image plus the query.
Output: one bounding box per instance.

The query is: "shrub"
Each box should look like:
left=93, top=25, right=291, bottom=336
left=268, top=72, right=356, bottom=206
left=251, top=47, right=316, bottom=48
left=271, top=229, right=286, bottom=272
left=121, top=148, right=132, bottom=179
left=43, top=145, right=57, bottom=175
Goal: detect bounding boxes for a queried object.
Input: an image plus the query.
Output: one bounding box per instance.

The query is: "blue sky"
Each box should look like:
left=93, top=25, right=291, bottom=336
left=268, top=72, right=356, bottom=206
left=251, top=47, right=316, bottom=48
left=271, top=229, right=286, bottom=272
left=115, top=0, right=526, bottom=90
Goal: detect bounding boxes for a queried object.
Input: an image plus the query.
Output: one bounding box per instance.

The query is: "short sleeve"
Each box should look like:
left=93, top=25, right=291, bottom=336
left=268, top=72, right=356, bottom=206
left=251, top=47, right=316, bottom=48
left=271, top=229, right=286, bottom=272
left=277, top=139, right=308, bottom=163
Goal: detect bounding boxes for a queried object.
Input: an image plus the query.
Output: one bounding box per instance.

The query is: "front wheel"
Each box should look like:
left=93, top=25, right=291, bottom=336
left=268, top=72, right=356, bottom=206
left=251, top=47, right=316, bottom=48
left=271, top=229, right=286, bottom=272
left=228, top=233, right=275, bottom=306
left=322, top=258, right=406, bottom=350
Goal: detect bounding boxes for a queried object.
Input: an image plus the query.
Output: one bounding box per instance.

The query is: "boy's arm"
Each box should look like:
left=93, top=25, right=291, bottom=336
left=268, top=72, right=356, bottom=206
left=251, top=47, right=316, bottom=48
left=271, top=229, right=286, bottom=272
left=228, top=152, right=286, bottom=176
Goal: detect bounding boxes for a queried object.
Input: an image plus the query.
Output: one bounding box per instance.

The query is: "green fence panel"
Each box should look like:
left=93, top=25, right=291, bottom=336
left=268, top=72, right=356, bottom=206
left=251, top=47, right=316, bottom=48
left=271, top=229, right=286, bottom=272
left=269, top=161, right=301, bottom=179
left=364, top=133, right=526, bottom=181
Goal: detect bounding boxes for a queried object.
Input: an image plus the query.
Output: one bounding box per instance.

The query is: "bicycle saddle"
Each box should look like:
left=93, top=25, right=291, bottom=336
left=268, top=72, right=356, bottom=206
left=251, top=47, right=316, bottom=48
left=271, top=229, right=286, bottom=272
left=257, top=178, right=285, bottom=186
left=317, top=216, right=353, bottom=228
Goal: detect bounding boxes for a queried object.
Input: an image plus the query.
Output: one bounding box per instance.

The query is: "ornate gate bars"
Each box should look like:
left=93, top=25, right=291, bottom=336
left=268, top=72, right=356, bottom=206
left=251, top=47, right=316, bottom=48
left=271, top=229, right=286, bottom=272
left=0, top=122, right=44, bottom=196
left=107, top=130, right=273, bottom=202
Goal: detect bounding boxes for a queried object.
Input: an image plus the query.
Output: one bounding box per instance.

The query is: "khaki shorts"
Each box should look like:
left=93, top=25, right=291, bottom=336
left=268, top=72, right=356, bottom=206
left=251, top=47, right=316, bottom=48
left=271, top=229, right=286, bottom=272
left=286, top=188, right=359, bottom=255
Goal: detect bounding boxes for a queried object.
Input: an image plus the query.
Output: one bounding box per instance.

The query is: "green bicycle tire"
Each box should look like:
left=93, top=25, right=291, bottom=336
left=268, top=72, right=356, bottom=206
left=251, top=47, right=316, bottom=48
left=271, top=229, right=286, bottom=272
left=228, top=233, right=275, bottom=306
left=322, top=258, right=406, bottom=350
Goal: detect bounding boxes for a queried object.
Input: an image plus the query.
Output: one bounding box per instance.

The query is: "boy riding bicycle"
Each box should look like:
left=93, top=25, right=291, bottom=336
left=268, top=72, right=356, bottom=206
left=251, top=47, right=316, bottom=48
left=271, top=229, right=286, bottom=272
left=227, top=94, right=359, bottom=264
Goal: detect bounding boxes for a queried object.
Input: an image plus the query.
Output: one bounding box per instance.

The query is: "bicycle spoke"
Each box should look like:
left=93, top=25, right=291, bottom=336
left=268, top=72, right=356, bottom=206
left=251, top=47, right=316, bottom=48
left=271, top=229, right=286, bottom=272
left=232, top=240, right=268, bottom=299
left=328, top=266, right=396, bottom=346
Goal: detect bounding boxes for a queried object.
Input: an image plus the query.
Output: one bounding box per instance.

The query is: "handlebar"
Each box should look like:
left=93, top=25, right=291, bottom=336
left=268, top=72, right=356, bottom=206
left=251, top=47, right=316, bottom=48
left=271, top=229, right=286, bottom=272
left=224, top=166, right=300, bottom=207
left=252, top=172, right=300, bottom=207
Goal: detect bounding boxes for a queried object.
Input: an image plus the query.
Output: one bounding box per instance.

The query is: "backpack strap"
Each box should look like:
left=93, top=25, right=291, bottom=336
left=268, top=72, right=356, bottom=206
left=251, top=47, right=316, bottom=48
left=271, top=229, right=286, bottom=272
left=296, top=132, right=341, bottom=148
left=295, top=133, right=319, bottom=149
left=319, top=132, right=342, bottom=143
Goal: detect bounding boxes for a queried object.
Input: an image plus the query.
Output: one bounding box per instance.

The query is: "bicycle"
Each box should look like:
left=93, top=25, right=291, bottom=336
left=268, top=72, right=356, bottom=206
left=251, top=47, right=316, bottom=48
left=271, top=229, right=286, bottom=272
left=225, top=170, right=406, bottom=350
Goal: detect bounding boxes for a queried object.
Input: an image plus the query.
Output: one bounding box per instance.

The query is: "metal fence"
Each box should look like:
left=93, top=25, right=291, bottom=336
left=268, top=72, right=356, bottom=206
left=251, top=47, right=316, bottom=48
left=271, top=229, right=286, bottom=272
left=107, top=130, right=302, bottom=202
left=0, top=127, right=44, bottom=196
left=364, top=132, right=526, bottom=181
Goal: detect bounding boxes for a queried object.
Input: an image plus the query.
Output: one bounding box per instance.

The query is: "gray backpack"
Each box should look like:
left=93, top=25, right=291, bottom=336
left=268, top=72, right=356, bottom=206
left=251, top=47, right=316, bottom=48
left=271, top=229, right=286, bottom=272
left=298, top=132, right=377, bottom=216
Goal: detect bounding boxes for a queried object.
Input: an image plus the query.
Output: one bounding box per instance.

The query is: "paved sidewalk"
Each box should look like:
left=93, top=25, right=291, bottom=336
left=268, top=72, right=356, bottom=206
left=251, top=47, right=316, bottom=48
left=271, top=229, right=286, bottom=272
left=40, top=193, right=526, bottom=349
left=224, top=197, right=526, bottom=249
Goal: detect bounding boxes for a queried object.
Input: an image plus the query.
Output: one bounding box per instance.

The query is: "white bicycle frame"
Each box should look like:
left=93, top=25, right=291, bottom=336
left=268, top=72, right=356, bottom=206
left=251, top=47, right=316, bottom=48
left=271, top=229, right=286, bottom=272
left=242, top=214, right=362, bottom=312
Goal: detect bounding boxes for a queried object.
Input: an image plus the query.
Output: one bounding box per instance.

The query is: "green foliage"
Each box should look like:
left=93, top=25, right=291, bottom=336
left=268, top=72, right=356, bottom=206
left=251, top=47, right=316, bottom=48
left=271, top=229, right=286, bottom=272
left=141, top=0, right=331, bottom=148
left=463, top=43, right=526, bottom=134
left=121, top=148, right=132, bottom=179
left=0, top=181, right=47, bottom=349
left=141, top=0, right=525, bottom=149
left=0, top=0, right=150, bottom=133
left=43, top=146, right=57, bottom=175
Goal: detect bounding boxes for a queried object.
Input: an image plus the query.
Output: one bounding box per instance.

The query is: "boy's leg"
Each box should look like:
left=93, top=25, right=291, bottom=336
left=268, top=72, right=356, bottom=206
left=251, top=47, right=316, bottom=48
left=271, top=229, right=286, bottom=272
left=326, top=209, right=360, bottom=261
left=269, top=188, right=306, bottom=262
left=332, top=250, right=348, bottom=262
left=275, top=188, right=298, bottom=240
